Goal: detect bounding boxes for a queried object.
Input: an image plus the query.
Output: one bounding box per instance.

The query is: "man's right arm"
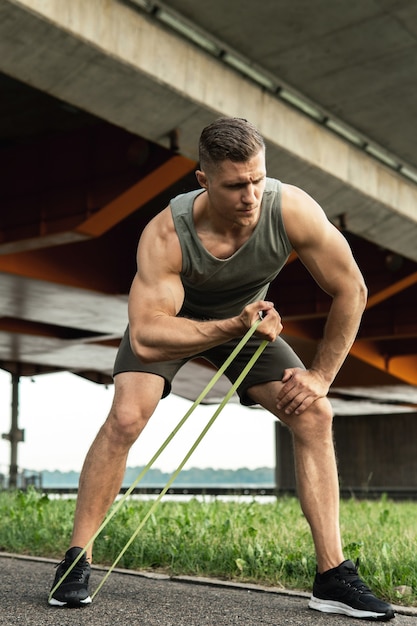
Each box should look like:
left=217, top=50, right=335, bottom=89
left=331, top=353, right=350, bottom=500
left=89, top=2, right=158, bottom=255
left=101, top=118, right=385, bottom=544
left=128, top=208, right=281, bottom=363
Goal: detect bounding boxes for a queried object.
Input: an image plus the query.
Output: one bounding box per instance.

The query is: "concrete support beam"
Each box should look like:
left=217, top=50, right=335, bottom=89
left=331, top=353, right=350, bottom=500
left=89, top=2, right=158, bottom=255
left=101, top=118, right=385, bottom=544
left=1, top=0, right=417, bottom=260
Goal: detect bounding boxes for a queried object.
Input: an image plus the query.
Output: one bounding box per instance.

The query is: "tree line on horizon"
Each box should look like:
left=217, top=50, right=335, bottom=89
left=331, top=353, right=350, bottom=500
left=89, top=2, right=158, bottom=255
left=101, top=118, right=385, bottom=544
left=36, top=466, right=275, bottom=488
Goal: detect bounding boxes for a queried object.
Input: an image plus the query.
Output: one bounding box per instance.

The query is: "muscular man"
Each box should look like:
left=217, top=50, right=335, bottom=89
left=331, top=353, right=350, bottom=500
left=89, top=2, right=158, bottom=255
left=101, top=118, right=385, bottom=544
left=49, top=117, right=394, bottom=621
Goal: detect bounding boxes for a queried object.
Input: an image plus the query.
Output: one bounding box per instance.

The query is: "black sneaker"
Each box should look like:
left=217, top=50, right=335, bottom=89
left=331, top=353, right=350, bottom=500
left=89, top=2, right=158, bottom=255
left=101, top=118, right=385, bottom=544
left=48, top=547, right=92, bottom=607
left=309, top=560, right=395, bottom=621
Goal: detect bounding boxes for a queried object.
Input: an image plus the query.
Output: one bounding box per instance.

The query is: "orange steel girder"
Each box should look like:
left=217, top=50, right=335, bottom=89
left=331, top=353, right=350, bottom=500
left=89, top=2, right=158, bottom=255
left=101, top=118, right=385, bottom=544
left=0, top=154, right=196, bottom=255
left=280, top=267, right=417, bottom=386
left=0, top=155, right=196, bottom=289
left=75, top=155, right=196, bottom=238
left=366, top=271, right=417, bottom=309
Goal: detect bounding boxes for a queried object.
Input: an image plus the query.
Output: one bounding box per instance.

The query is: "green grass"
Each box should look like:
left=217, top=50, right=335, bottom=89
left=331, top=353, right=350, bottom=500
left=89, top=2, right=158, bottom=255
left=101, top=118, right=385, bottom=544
left=0, top=489, right=416, bottom=606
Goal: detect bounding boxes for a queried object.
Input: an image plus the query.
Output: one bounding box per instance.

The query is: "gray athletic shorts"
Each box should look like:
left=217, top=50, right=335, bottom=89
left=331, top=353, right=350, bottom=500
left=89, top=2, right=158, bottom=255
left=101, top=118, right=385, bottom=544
left=113, top=326, right=305, bottom=406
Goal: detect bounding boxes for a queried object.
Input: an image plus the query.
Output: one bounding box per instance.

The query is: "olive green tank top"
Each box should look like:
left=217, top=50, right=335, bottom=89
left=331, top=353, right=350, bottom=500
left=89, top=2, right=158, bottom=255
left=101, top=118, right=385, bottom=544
left=170, top=177, right=292, bottom=319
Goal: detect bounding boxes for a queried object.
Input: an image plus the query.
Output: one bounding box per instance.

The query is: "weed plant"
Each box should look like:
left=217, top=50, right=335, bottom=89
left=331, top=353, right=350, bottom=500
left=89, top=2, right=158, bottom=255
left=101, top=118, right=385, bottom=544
left=0, top=489, right=415, bottom=606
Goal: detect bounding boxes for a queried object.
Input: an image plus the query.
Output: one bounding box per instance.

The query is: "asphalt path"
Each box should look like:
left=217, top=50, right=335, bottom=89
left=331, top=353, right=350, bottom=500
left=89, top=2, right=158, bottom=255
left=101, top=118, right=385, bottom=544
left=1, top=554, right=416, bottom=625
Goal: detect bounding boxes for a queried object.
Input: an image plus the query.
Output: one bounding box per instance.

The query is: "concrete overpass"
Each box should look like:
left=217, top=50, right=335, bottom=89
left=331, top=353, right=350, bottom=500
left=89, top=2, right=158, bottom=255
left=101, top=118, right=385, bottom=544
left=0, top=0, right=417, bottom=484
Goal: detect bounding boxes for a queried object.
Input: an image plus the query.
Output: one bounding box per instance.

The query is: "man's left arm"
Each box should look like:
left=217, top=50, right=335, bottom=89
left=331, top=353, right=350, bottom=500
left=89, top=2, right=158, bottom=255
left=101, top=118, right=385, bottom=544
left=277, top=184, right=368, bottom=415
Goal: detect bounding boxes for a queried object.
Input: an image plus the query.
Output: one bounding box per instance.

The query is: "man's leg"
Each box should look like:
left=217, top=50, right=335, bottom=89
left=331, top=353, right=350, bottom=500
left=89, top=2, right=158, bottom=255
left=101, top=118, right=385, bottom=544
left=49, top=371, right=164, bottom=607
left=247, top=380, right=343, bottom=571
left=71, top=371, right=164, bottom=559
left=247, top=381, right=394, bottom=621
left=280, top=398, right=344, bottom=572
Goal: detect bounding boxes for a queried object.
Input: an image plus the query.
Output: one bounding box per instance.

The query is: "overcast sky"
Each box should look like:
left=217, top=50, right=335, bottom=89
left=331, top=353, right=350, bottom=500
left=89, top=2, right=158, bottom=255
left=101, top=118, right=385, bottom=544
left=0, top=369, right=276, bottom=476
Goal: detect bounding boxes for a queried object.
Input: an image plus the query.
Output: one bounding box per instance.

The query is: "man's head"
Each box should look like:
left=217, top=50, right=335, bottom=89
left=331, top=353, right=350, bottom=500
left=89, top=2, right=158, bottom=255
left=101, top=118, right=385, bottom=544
left=198, top=117, right=265, bottom=175
left=195, top=118, right=266, bottom=226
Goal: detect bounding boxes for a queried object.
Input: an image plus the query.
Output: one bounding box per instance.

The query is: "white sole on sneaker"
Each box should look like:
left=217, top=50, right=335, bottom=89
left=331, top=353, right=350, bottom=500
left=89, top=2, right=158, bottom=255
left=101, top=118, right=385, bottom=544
left=309, top=595, right=394, bottom=621
left=48, top=596, right=92, bottom=607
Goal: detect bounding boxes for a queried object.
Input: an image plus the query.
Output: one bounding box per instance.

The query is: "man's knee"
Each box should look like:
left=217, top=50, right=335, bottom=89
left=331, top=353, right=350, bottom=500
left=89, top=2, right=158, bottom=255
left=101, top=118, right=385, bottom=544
left=104, top=402, right=152, bottom=446
left=282, top=398, right=334, bottom=439
left=104, top=372, right=163, bottom=446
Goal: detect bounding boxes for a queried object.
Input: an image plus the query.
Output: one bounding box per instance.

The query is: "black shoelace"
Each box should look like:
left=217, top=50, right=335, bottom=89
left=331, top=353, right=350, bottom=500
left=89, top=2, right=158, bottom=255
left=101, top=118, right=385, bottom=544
left=337, top=561, right=372, bottom=595
left=57, top=557, right=87, bottom=582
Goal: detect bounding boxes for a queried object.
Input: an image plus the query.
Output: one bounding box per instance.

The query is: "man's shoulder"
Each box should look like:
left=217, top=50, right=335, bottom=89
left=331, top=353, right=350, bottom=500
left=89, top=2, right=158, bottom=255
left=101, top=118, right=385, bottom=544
left=264, top=176, right=280, bottom=190
left=262, top=178, right=282, bottom=209
left=170, top=188, right=203, bottom=211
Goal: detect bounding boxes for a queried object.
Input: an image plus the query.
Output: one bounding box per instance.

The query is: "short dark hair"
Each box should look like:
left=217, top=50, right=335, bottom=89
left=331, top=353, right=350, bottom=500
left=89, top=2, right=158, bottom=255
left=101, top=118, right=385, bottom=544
left=199, top=117, right=265, bottom=172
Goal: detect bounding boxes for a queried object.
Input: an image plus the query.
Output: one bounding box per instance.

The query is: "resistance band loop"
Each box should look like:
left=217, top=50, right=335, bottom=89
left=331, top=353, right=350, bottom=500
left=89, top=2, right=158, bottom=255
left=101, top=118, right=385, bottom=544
left=49, top=318, right=264, bottom=603
left=91, top=337, right=268, bottom=599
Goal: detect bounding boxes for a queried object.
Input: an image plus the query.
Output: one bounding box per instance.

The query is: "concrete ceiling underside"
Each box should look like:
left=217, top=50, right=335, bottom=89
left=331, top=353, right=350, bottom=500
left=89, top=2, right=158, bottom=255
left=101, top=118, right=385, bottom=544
left=0, top=0, right=416, bottom=408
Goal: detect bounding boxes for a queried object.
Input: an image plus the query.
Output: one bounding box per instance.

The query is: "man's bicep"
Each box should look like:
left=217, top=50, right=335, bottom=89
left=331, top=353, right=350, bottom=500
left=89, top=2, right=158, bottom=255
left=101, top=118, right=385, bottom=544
left=130, top=213, right=185, bottom=319
left=129, top=270, right=184, bottom=323
left=298, top=223, right=363, bottom=297
left=282, top=185, right=363, bottom=296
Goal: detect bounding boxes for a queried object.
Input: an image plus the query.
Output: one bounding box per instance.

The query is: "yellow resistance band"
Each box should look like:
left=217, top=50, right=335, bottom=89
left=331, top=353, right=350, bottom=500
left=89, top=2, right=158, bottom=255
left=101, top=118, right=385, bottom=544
left=49, top=318, right=267, bottom=603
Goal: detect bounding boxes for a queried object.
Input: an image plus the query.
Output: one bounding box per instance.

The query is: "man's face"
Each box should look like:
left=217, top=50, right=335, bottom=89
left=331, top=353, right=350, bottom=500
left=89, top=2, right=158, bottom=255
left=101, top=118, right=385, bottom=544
left=197, top=149, right=267, bottom=228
